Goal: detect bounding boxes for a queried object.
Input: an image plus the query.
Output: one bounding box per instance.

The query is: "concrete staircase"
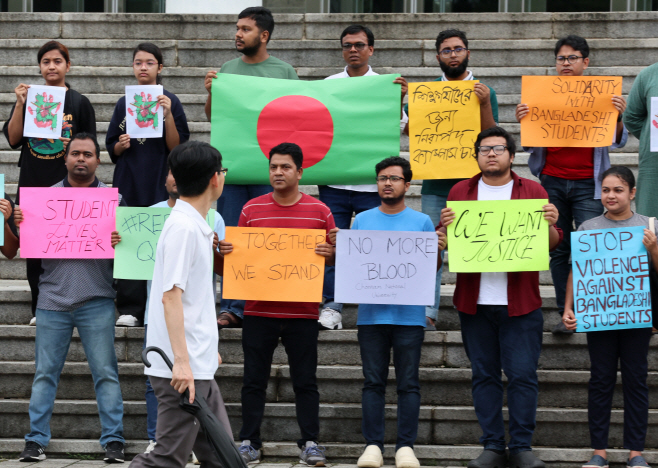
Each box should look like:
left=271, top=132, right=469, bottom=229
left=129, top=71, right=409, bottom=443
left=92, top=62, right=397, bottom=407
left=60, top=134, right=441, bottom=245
left=0, top=11, right=657, bottom=464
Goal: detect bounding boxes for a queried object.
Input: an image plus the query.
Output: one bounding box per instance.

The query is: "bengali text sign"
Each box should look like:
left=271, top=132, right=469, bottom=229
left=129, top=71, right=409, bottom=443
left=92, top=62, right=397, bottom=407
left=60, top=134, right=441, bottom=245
left=114, top=207, right=171, bottom=280
left=222, top=227, right=326, bottom=302
left=521, top=76, right=622, bottom=147
left=572, top=227, right=652, bottom=332
left=446, top=199, right=549, bottom=273
left=334, top=230, right=438, bottom=305
left=408, top=80, right=481, bottom=180
left=19, top=187, right=118, bottom=259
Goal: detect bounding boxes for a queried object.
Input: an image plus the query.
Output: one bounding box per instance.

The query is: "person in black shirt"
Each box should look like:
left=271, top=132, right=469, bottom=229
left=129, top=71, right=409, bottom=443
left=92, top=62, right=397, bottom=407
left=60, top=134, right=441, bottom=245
left=2, top=40, right=96, bottom=325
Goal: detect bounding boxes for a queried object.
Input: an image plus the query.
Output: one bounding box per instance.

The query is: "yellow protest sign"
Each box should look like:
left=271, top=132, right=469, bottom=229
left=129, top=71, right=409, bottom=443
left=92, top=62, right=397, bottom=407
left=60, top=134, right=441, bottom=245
left=408, top=80, right=481, bottom=180
left=446, top=199, right=549, bottom=273
left=520, top=76, right=622, bottom=147
left=222, top=227, right=326, bottom=302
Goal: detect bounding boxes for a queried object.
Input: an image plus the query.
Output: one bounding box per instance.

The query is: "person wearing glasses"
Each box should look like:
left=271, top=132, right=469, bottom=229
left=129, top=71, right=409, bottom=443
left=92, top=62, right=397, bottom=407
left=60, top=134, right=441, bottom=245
left=403, top=29, right=499, bottom=331
left=219, top=143, right=335, bottom=467
left=106, top=42, right=191, bottom=328
left=439, top=127, right=562, bottom=468
left=318, top=24, right=409, bottom=331
left=515, top=35, right=627, bottom=335
left=328, top=156, right=445, bottom=468
left=204, top=7, right=299, bottom=330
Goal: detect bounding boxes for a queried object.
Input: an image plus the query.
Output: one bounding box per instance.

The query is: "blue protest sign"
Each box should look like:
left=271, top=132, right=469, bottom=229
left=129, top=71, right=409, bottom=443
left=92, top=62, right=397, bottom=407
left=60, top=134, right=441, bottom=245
left=572, top=226, right=653, bottom=332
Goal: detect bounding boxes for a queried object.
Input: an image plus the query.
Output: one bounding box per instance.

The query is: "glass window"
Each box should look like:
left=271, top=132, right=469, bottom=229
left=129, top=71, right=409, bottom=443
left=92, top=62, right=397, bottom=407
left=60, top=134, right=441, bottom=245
left=423, top=0, right=497, bottom=12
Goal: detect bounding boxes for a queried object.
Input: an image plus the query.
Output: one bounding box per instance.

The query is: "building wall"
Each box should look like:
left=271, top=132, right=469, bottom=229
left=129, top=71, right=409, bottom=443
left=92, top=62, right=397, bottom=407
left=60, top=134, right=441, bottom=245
left=165, top=0, right=262, bottom=13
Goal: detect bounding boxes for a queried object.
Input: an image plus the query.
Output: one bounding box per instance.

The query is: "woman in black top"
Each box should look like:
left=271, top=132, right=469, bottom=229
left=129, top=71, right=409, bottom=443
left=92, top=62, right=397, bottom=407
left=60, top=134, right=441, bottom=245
left=2, top=40, right=96, bottom=324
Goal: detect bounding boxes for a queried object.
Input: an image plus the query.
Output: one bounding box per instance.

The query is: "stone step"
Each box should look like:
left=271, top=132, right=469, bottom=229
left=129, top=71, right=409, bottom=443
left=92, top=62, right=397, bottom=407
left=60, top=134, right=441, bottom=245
left=2, top=360, right=658, bottom=409
left=7, top=325, right=650, bottom=371
left=0, top=37, right=655, bottom=69
left=1, top=439, right=656, bottom=466
left=2, top=400, right=658, bottom=449
left=0, top=281, right=563, bottom=330
left=0, top=65, right=645, bottom=95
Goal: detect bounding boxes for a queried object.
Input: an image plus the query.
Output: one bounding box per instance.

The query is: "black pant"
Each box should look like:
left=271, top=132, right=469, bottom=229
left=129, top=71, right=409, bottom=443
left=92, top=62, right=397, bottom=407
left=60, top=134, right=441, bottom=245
left=26, top=258, right=44, bottom=316
left=587, top=327, right=652, bottom=451
left=239, top=315, right=319, bottom=450
left=115, top=279, right=147, bottom=324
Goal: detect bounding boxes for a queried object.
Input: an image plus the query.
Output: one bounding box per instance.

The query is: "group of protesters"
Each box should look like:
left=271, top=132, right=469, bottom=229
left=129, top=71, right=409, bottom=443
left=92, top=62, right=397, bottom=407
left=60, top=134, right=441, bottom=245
left=3, top=5, right=658, bottom=468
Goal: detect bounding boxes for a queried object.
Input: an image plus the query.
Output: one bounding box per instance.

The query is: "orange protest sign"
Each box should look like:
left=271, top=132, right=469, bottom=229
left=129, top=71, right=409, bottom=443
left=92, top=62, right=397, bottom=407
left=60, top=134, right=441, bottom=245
left=520, top=76, right=622, bottom=147
left=222, top=227, right=326, bottom=302
left=408, top=80, right=481, bottom=180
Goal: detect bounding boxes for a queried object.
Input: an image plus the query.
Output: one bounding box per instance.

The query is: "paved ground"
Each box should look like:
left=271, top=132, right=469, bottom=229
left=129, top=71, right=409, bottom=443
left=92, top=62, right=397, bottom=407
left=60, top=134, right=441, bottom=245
left=0, top=462, right=438, bottom=468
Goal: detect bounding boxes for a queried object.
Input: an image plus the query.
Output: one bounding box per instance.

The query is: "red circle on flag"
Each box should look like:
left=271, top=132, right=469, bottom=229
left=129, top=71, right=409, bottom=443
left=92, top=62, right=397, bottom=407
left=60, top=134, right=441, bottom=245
left=257, top=95, right=334, bottom=168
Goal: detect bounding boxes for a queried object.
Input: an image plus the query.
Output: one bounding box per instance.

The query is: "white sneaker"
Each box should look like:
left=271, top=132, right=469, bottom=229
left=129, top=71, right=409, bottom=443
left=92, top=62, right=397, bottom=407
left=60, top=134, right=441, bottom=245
left=318, top=307, right=342, bottom=330
left=192, top=451, right=200, bottom=465
left=358, top=445, right=383, bottom=468
left=116, top=315, right=139, bottom=327
left=395, top=447, right=420, bottom=468
left=144, top=440, right=156, bottom=454
left=29, top=317, right=36, bottom=326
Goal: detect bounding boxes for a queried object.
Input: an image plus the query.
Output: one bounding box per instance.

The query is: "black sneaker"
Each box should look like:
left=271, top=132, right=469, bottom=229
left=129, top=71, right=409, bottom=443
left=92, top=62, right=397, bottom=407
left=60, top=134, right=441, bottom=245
left=104, top=441, right=125, bottom=464
left=19, top=441, right=46, bottom=462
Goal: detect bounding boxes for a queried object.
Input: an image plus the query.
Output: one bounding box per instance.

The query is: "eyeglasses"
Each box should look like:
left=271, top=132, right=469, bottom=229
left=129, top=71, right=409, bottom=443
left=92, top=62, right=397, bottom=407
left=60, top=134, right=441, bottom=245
left=439, top=47, right=468, bottom=57
left=477, top=145, right=508, bottom=156
left=342, top=42, right=368, bottom=51
left=220, top=168, right=228, bottom=176
left=555, top=55, right=584, bottom=64
left=376, top=175, right=405, bottom=183
left=133, top=60, right=159, bottom=68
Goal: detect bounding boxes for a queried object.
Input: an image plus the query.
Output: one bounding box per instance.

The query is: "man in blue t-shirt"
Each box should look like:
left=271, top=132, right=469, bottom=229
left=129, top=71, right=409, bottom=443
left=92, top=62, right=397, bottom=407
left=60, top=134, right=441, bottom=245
left=330, top=157, right=445, bottom=468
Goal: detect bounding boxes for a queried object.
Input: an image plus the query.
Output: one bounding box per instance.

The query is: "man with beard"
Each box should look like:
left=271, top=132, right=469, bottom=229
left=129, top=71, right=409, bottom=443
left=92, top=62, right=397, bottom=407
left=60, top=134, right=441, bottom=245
left=439, top=127, right=562, bottom=468
left=516, top=35, right=628, bottom=335
left=204, top=7, right=298, bottom=330
left=328, top=156, right=444, bottom=468
left=404, top=29, right=498, bottom=330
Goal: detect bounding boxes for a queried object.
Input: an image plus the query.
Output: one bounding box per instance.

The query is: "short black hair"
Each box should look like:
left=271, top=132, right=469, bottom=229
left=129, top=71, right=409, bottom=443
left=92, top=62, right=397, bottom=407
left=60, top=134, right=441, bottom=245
left=168, top=141, right=223, bottom=197
left=435, top=29, right=468, bottom=54
left=601, top=166, right=635, bottom=190
left=66, top=132, right=100, bottom=159
left=474, top=126, right=516, bottom=157
left=38, top=40, right=70, bottom=64
left=375, top=156, right=412, bottom=182
left=269, top=142, right=303, bottom=170
left=133, top=42, right=164, bottom=84
left=554, top=35, right=589, bottom=58
left=238, top=7, right=275, bottom=43
left=340, top=25, right=375, bottom=47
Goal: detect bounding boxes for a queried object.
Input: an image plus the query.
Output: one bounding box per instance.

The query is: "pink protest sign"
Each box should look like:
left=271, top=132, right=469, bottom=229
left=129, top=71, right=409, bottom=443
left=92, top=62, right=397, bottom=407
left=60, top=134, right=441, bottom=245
left=19, top=187, right=119, bottom=259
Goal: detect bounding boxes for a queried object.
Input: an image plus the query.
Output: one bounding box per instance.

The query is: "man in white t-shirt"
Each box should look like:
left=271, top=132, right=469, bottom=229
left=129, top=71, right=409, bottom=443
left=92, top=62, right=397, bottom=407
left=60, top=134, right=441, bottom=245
left=318, top=24, right=408, bottom=331
left=439, top=127, right=562, bottom=468
left=129, top=141, right=230, bottom=468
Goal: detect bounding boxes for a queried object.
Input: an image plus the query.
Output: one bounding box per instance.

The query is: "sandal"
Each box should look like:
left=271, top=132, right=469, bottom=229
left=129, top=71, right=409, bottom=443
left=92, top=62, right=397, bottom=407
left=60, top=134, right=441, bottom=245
left=217, top=311, right=242, bottom=329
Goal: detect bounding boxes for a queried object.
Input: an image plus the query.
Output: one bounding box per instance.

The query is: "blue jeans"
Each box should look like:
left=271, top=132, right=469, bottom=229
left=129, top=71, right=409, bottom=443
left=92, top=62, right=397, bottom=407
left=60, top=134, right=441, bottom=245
left=358, top=324, right=424, bottom=452
left=27, top=298, right=124, bottom=449
left=144, top=325, right=158, bottom=441
left=540, top=175, right=604, bottom=312
left=421, top=194, right=446, bottom=321
left=318, top=186, right=381, bottom=312
left=459, top=306, right=543, bottom=455
left=217, top=184, right=273, bottom=319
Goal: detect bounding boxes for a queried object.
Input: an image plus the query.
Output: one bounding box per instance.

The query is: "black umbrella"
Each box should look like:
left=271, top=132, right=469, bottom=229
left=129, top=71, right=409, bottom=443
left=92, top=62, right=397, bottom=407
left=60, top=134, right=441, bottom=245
left=142, top=346, right=247, bottom=468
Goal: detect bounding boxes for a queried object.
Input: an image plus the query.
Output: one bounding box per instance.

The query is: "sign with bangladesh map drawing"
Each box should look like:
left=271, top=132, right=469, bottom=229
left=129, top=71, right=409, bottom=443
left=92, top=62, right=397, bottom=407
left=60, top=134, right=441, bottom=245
left=211, top=74, right=401, bottom=185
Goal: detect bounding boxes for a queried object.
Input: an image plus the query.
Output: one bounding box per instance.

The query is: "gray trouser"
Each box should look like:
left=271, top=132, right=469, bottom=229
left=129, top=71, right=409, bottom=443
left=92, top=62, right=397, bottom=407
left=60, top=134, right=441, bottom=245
left=129, top=376, right=232, bottom=468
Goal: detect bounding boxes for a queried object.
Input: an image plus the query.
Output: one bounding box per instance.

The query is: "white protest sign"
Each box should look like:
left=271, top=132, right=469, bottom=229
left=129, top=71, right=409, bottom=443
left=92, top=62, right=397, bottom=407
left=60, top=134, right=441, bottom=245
left=334, top=229, right=438, bottom=305
left=125, top=85, right=164, bottom=138
left=651, top=97, right=658, bottom=152
left=24, top=85, right=66, bottom=139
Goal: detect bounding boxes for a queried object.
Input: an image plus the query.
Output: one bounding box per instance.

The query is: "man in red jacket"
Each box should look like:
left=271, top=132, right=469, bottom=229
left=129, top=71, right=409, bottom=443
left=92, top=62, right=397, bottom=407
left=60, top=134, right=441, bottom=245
left=440, top=127, right=562, bottom=468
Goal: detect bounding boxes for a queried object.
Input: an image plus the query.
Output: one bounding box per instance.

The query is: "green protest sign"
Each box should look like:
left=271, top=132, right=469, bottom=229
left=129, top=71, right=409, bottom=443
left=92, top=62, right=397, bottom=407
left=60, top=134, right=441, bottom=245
left=446, top=199, right=549, bottom=273
left=114, top=207, right=216, bottom=280
left=210, top=73, right=401, bottom=185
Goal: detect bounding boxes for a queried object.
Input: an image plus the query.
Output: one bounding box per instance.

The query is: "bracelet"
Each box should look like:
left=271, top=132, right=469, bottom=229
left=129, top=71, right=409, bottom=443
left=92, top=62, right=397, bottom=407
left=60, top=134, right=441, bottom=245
left=617, top=113, right=623, bottom=122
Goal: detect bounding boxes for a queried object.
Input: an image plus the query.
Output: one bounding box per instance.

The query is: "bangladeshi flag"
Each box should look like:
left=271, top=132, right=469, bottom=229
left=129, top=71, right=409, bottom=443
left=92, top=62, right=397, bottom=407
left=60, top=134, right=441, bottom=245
left=210, top=73, right=401, bottom=185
